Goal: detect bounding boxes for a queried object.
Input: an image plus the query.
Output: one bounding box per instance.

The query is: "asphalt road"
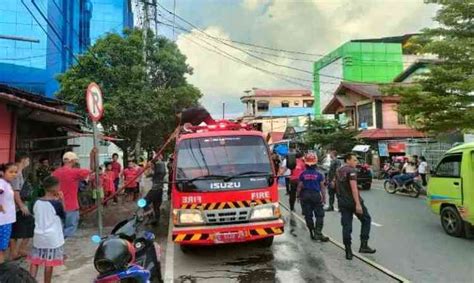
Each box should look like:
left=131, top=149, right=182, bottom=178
left=279, top=180, right=474, bottom=283
left=167, top=200, right=398, bottom=283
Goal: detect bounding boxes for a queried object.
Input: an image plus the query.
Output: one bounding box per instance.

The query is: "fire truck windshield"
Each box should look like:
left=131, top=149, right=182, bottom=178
left=176, top=135, right=273, bottom=192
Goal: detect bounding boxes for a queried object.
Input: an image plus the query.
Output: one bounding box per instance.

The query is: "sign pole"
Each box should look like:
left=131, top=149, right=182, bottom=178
left=86, top=82, right=104, bottom=237
left=92, top=121, right=103, bottom=236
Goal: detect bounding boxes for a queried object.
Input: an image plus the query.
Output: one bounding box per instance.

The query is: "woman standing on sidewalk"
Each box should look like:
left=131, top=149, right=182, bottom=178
left=0, top=163, right=18, bottom=264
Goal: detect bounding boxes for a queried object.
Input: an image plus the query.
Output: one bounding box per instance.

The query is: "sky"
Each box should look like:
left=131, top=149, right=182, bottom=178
left=156, top=0, right=439, bottom=118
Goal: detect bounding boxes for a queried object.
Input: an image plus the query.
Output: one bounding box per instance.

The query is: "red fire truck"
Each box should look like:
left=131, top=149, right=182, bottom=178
left=170, top=120, right=284, bottom=249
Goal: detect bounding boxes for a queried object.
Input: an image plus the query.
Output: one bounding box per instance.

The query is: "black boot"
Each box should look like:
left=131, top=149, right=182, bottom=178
left=308, top=227, right=316, bottom=240
left=314, top=226, right=329, bottom=242
left=344, top=244, right=353, bottom=260
left=359, top=240, right=376, bottom=254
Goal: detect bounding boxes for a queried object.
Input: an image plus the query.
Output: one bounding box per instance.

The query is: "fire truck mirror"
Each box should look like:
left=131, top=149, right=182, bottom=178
left=287, top=153, right=297, bottom=170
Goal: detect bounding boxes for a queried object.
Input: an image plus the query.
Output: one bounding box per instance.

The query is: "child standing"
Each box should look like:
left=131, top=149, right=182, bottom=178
left=101, top=162, right=115, bottom=205
left=122, top=160, right=140, bottom=202
left=0, top=163, right=18, bottom=264
left=28, top=176, right=65, bottom=283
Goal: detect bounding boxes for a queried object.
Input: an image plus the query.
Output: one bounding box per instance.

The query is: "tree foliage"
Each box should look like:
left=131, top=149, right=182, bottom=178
left=304, top=118, right=359, bottom=154
left=390, top=1, right=474, bottom=133
left=57, top=29, right=201, bottom=156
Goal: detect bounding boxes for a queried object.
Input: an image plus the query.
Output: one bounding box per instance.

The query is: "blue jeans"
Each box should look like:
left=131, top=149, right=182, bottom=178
left=64, top=210, right=80, bottom=238
left=394, top=173, right=415, bottom=186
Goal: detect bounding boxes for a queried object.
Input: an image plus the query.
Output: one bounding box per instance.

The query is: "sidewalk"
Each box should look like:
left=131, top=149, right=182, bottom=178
left=14, top=200, right=137, bottom=282
left=14, top=179, right=171, bottom=282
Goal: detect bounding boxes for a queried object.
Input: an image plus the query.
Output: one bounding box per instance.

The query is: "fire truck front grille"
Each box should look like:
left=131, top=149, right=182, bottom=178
left=205, top=208, right=250, bottom=224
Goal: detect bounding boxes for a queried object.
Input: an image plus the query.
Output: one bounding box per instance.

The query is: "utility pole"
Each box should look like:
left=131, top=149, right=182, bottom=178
left=222, top=102, right=225, bottom=119
left=270, top=110, right=273, bottom=133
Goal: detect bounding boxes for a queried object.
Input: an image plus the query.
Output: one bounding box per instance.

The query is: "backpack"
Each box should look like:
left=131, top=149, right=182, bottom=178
left=20, top=181, right=33, bottom=201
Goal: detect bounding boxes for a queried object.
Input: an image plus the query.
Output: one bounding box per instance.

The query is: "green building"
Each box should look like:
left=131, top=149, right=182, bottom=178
left=313, top=35, right=415, bottom=115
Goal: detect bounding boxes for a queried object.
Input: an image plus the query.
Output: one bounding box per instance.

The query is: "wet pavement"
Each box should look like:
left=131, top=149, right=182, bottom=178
left=279, top=180, right=474, bottom=283
left=14, top=179, right=472, bottom=282
left=170, top=205, right=397, bottom=283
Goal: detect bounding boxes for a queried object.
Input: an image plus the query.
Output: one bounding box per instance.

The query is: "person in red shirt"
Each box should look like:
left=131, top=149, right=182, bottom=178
left=122, top=160, right=140, bottom=202
left=110, top=153, right=121, bottom=204
left=289, top=151, right=305, bottom=212
left=101, top=162, right=115, bottom=206
left=52, top=152, right=90, bottom=238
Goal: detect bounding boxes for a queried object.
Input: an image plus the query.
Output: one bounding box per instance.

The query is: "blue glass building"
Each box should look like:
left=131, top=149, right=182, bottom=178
left=0, top=0, right=133, bottom=97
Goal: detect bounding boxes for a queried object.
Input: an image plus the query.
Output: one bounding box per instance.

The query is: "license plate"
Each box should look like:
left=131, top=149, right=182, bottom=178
left=214, top=231, right=246, bottom=243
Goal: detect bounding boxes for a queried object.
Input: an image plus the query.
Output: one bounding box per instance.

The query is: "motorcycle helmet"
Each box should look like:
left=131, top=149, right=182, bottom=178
left=94, top=238, right=135, bottom=274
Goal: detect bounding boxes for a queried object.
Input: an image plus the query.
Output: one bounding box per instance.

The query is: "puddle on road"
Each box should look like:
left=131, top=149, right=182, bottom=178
left=177, top=246, right=277, bottom=283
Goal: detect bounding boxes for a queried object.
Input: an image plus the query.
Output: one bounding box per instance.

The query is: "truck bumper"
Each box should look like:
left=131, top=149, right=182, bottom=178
left=172, top=219, right=284, bottom=246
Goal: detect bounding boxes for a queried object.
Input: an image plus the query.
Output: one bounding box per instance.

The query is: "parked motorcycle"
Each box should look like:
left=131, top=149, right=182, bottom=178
left=384, top=170, right=422, bottom=198
left=92, top=199, right=163, bottom=283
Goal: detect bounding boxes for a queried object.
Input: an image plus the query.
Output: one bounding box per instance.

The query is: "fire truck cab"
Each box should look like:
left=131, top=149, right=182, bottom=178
left=170, top=120, right=284, bottom=248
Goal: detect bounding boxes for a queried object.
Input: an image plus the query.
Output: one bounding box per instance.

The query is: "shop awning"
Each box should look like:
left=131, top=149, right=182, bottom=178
left=358, top=129, right=426, bottom=140
left=0, top=92, right=81, bottom=125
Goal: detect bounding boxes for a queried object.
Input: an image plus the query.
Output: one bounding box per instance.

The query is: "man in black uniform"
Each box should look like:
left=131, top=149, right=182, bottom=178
left=336, top=153, right=376, bottom=260
left=145, top=155, right=167, bottom=225
left=297, top=153, right=329, bottom=242
left=326, top=150, right=340, bottom=212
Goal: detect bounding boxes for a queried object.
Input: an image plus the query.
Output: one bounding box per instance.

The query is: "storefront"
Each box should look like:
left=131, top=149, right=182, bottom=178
left=0, top=85, right=82, bottom=165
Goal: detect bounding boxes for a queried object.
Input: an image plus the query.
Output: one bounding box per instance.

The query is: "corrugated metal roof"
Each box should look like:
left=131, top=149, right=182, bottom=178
left=0, top=92, right=81, bottom=119
left=338, top=82, right=383, bottom=98
left=357, top=129, right=426, bottom=140
left=258, top=107, right=314, bottom=117
left=253, top=89, right=311, bottom=97
left=241, top=89, right=312, bottom=100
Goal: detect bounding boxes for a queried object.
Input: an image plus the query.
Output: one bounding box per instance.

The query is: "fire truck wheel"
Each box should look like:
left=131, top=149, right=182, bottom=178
left=258, top=236, right=274, bottom=248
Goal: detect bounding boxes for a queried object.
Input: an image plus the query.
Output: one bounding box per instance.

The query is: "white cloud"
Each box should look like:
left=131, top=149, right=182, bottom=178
left=175, top=0, right=439, bottom=117
left=242, top=0, right=271, bottom=11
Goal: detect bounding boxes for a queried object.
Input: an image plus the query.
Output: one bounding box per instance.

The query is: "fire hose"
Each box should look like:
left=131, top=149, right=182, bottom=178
left=80, top=126, right=180, bottom=216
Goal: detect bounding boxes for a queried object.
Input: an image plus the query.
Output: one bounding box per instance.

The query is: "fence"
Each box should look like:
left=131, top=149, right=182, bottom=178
left=406, top=141, right=453, bottom=168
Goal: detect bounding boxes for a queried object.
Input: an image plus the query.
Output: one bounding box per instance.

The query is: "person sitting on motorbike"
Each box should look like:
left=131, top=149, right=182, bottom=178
left=393, top=157, right=417, bottom=187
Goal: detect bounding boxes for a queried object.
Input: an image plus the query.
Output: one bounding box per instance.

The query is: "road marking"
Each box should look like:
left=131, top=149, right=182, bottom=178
left=349, top=215, right=383, bottom=227
left=279, top=201, right=411, bottom=283
left=164, top=205, right=175, bottom=283
left=371, top=221, right=383, bottom=227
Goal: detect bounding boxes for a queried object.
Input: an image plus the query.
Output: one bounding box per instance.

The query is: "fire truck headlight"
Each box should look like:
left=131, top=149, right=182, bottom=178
left=179, top=210, right=204, bottom=224
left=250, top=204, right=278, bottom=220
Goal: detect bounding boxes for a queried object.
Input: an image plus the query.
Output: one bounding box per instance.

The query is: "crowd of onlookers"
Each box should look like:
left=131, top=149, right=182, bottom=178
left=0, top=149, right=173, bottom=282
left=0, top=150, right=148, bottom=283
left=0, top=151, right=91, bottom=282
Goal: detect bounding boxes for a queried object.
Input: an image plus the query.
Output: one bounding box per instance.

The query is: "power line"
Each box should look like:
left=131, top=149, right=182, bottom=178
left=182, top=35, right=312, bottom=89
left=160, top=21, right=347, bottom=96
left=155, top=4, right=315, bottom=76
left=157, top=3, right=426, bottom=67
left=155, top=4, right=418, bottom=84
left=157, top=20, right=344, bottom=87
left=156, top=2, right=424, bottom=66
